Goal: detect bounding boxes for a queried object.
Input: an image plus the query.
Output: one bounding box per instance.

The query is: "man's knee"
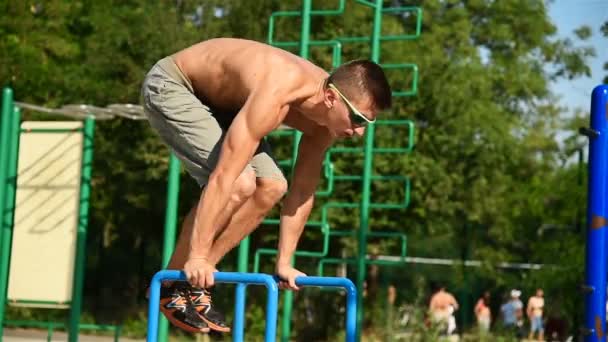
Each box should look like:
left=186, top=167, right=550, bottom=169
left=255, top=177, right=288, bottom=207
left=230, top=170, right=257, bottom=205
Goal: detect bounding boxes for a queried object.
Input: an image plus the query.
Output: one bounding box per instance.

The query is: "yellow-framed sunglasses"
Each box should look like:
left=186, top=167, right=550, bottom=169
left=328, top=83, right=375, bottom=126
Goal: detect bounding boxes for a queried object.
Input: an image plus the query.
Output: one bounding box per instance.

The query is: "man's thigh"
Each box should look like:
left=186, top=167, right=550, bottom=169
left=142, top=58, right=231, bottom=186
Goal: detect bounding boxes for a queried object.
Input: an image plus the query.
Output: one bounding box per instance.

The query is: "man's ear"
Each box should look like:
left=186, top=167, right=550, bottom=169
left=324, top=88, right=336, bottom=108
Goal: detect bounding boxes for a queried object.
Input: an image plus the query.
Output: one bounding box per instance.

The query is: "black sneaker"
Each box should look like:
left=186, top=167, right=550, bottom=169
left=189, top=287, right=231, bottom=332
left=158, top=282, right=210, bottom=333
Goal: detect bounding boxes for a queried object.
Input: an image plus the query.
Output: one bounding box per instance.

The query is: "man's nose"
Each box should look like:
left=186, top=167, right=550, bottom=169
left=354, top=126, right=366, bottom=137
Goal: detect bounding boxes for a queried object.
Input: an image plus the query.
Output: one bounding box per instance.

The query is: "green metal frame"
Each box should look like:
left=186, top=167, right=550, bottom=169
left=158, top=153, right=181, bottom=341
left=261, top=1, right=422, bottom=340
left=0, top=88, right=121, bottom=341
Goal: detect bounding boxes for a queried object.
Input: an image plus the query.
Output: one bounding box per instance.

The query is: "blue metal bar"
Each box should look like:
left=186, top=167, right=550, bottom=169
left=584, top=84, right=608, bottom=341
left=147, top=271, right=279, bottom=342
left=233, top=283, right=247, bottom=341
left=294, top=276, right=357, bottom=342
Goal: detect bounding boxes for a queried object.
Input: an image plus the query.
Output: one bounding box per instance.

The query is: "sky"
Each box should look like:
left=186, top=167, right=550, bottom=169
left=548, top=0, right=608, bottom=115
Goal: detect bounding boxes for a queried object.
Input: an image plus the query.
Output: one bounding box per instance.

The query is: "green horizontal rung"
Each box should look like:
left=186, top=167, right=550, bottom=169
left=335, top=175, right=361, bottom=181
left=270, top=4, right=422, bottom=44
left=381, top=64, right=418, bottom=97
left=370, top=175, right=410, bottom=209
left=268, top=129, right=295, bottom=137
left=253, top=221, right=330, bottom=273
left=328, top=146, right=363, bottom=153
left=382, top=6, right=422, bottom=39
left=267, top=0, right=346, bottom=45
left=321, top=202, right=359, bottom=225
left=277, top=159, right=293, bottom=167
left=270, top=40, right=343, bottom=68
left=319, top=176, right=410, bottom=209
left=354, top=0, right=376, bottom=7
left=373, top=120, right=415, bottom=153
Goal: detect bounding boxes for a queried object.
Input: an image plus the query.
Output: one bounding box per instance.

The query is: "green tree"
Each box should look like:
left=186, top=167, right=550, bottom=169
left=0, top=0, right=597, bottom=339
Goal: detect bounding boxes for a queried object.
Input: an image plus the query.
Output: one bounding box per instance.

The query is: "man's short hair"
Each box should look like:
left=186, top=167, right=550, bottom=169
left=328, top=60, right=392, bottom=111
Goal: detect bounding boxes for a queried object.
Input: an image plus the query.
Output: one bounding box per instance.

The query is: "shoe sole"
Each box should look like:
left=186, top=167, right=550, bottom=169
left=159, top=299, right=210, bottom=333
left=197, top=313, right=231, bottom=333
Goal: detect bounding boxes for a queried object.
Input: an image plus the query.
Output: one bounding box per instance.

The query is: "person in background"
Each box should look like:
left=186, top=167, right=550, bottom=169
left=429, top=284, right=459, bottom=336
left=500, top=289, right=524, bottom=339
left=474, top=291, right=492, bottom=333
left=527, top=288, right=545, bottom=341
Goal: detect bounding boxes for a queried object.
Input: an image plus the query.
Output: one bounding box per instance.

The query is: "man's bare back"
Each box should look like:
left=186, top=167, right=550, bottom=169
left=173, top=38, right=327, bottom=133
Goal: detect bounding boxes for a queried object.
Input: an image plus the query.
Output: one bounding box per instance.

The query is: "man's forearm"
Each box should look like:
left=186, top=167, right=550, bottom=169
left=276, top=192, right=314, bottom=266
left=190, top=174, right=235, bottom=259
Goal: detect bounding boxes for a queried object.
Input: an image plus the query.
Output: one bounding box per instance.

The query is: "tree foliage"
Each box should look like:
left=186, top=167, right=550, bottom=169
left=0, top=0, right=595, bottom=338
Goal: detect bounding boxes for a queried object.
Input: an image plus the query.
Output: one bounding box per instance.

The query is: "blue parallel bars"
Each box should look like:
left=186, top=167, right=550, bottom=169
left=291, top=275, right=357, bottom=342
left=147, top=270, right=357, bottom=342
left=583, top=84, right=608, bottom=341
left=147, top=271, right=278, bottom=342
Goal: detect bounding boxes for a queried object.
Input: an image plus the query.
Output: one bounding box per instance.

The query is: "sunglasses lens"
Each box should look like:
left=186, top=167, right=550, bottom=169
left=350, top=112, right=368, bottom=126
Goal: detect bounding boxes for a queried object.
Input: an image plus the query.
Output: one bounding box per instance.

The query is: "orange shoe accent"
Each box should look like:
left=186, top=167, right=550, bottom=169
left=159, top=297, right=210, bottom=333
left=190, top=291, right=231, bottom=333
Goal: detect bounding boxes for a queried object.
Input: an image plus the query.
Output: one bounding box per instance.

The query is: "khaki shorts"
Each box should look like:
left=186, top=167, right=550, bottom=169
left=141, top=56, right=285, bottom=186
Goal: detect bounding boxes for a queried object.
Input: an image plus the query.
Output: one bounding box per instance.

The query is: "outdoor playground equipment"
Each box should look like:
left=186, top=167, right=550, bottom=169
left=146, top=270, right=357, bottom=342
left=0, top=88, right=145, bottom=341
left=582, top=84, right=608, bottom=342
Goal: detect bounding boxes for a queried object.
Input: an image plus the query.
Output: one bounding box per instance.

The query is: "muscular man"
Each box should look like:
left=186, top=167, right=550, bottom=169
left=141, top=38, right=391, bottom=333
left=429, top=285, right=459, bottom=336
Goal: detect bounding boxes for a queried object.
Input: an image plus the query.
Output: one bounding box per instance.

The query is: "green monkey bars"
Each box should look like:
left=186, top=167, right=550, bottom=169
left=254, top=1, right=422, bottom=340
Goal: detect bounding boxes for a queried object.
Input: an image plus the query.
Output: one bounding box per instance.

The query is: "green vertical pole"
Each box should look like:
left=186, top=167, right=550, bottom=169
left=237, top=237, right=249, bottom=272
left=356, top=1, right=383, bottom=341
left=0, top=89, right=16, bottom=340
left=281, top=2, right=312, bottom=341
left=158, top=153, right=181, bottom=342
left=68, top=117, right=96, bottom=342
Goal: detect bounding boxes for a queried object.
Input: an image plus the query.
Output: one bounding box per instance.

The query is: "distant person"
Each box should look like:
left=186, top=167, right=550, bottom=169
left=500, top=289, right=524, bottom=338
left=474, top=291, right=492, bottom=333
left=527, top=288, right=545, bottom=341
left=429, top=285, right=459, bottom=336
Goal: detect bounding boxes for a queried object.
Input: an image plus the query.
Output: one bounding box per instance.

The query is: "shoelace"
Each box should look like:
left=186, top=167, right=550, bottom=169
left=190, top=287, right=213, bottom=305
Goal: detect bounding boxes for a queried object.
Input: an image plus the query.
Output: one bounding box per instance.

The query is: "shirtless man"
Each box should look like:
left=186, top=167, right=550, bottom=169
left=527, top=288, right=545, bottom=341
left=141, top=38, right=391, bottom=333
left=428, top=285, right=459, bottom=336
